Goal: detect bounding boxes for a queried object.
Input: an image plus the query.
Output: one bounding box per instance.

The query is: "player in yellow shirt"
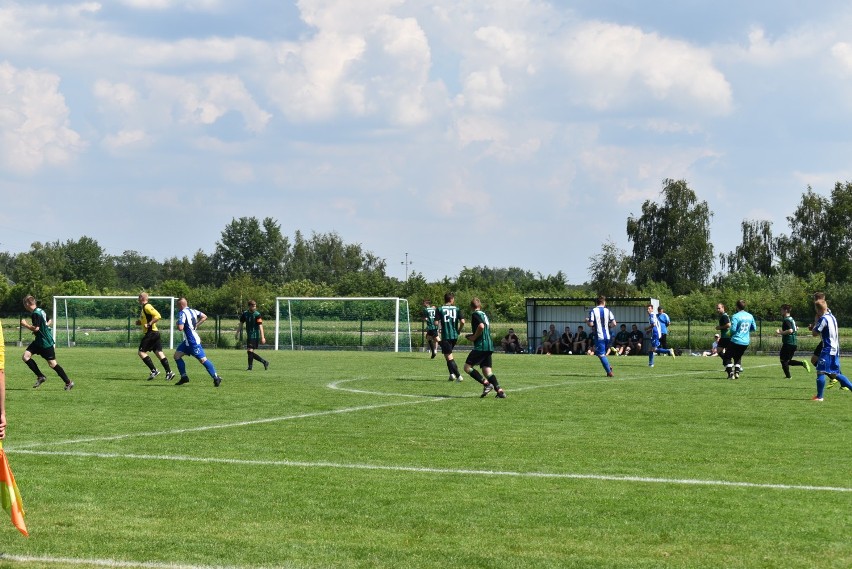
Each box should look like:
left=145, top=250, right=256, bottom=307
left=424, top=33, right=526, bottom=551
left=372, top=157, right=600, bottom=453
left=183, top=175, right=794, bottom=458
left=137, top=292, right=175, bottom=381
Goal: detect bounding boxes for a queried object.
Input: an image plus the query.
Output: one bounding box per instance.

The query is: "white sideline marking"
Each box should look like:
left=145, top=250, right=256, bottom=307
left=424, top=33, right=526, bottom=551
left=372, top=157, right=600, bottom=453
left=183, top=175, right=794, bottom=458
left=0, top=553, right=267, bottom=569
left=13, top=449, right=852, bottom=494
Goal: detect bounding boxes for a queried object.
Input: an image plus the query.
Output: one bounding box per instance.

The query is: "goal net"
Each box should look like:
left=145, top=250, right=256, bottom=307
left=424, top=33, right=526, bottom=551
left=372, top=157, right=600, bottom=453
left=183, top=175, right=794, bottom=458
left=52, top=296, right=177, bottom=349
left=274, top=297, right=412, bottom=352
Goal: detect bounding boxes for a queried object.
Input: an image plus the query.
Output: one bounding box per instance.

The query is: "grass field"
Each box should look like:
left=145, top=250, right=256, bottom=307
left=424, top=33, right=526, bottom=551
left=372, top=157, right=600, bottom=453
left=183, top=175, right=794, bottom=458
left=0, top=347, right=849, bottom=569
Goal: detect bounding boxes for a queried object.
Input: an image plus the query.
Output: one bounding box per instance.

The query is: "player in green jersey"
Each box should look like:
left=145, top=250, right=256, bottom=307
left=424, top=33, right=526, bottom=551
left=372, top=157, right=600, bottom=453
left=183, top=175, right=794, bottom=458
left=20, top=295, right=74, bottom=390
left=237, top=300, right=269, bottom=371
left=421, top=299, right=440, bottom=358
left=435, top=292, right=465, bottom=381
left=464, top=297, right=506, bottom=398
left=775, top=304, right=811, bottom=379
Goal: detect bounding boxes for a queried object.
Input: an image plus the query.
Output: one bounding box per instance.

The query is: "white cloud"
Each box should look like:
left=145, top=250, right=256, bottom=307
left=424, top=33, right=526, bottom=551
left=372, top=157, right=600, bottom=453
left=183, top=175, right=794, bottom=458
left=831, top=41, right=852, bottom=72
left=102, top=129, right=148, bottom=152
left=557, top=21, right=733, bottom=114
left=0, top=61, right=85, bottom=173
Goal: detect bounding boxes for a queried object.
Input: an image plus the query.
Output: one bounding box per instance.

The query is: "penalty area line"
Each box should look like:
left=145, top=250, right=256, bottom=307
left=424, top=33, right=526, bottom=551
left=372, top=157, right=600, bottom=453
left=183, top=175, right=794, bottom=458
left=13, top=449, right=852, bottom=494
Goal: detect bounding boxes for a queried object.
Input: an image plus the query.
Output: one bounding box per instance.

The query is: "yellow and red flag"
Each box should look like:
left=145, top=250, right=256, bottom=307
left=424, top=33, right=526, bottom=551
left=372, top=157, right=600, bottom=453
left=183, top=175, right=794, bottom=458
left=0, top=441, right=28, bottom=537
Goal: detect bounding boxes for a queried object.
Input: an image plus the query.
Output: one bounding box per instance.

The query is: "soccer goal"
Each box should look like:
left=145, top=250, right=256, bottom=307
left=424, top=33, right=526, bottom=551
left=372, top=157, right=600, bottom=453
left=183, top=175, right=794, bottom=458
left=274, top=297, right=412, bottom=352
left=52, top=296, right=177, bottom=349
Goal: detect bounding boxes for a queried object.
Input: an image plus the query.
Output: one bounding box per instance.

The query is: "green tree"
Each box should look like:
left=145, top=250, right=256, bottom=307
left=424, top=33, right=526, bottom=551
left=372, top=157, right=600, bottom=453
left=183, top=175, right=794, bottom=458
left=626, top=179, right=713, bottom=295
left=588, top=239, right=634, bottom=297
left=113, top=250, right=162, bottom=290
left=776, top=186, right=829, bottom=279
left=722, top=220, right=776, bottom=277
left=213, top=217, right=289, bottom=284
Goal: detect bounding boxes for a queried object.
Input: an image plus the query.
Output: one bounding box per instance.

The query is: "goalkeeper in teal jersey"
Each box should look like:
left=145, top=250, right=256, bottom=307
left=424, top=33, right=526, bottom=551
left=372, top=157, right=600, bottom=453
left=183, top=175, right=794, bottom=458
left=435, top=292, right=465, bottom=381
left=421, top=299, right=440, bottom=359
left=464, top=297, right=506, bottom=398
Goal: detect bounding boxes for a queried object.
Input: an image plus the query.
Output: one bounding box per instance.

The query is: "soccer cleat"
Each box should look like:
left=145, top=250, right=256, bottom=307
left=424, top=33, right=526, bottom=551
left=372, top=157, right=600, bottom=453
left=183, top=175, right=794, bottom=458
left=214, top=375, right=222, bottom=388
left=64, top=381, right=74, bottom=391
left=670, top=350, right=676, bottom=359
left=480, top=383, right=494, bottom=398
left=263, top=360, right=269, bottom=371
left=812, top=396, right=824, bottom=401
left=649, top=364, right=654, bottom=368
left=495, top=390, right=507, bottom=398
left=246, top=367, right=253, bottom=371
left=827, top=378, right=839, bottom=389
left=607, top=371, right=614, bottom=377
left=147, top=369, right=160, bottom=381
left=448, top=375, right=456, bottom=382
left=734, top=372, right=740, bottom=379
left=32, top=376, right=46, bottom=389
left=165, top=371, right=176, bottom=381
left=456, top=375, right=463, bottom=382
left=841, top=386, right=850, bottom=391
left=176, top=376, right=190, bottom=385
left=803, top=360, right=812, bottom=373
left=431, top=351, right=436, bottom=359
left=727, top=371, right=734, bottom=379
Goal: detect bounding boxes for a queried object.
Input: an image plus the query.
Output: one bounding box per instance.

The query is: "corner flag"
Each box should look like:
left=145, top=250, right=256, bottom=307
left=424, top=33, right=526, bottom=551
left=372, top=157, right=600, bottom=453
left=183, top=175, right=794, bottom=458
left=0, top=441, right=28, bottom=537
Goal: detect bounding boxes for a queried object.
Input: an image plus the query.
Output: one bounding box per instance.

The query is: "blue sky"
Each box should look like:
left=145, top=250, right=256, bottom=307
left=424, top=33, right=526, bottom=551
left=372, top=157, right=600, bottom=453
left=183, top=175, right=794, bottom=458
left=2, top=1, right=852, bottom=285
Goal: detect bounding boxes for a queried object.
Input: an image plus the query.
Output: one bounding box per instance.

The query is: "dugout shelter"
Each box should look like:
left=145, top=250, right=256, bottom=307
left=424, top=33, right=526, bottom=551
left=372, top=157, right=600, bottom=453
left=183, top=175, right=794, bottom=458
left=525, top=297, right=659, bottom=354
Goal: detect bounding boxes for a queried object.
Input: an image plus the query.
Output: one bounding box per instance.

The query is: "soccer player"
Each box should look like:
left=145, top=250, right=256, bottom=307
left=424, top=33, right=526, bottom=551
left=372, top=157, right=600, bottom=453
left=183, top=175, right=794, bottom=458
left=464, top=297, right=506, bottom=398
left=727, top=299, right=756, bottom=379
left=715, top=303, right=733, bottom=376
left=657, top=306, right=671, bottom=350
left=421, top=299, right=440, bottom=358
left=237, top=300, right=269, bottom=372
left=174, top=297, right=222, bottom=387
left=775, top=304, right=811, bottom=379
left=587, top=295, right=616, bottom=377
left=20, top=295, right=74, bottom=390
left=646, top=304, right=675, bottom=367
left=435, top=292, right=464, bottom=382
left=809, top=298, right=852, bottom=401
left=136, top=292, right=175, bottom=381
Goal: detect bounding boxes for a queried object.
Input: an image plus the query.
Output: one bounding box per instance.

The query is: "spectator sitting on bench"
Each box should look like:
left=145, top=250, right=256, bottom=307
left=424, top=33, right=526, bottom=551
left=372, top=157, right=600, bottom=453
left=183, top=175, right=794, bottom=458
left=501, top=328, right=523, bottom=353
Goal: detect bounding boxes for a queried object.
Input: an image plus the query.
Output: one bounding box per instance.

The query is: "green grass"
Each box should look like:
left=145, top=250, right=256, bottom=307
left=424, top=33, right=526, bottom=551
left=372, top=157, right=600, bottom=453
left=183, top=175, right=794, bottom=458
left=0, top=348, right=849, bottom=568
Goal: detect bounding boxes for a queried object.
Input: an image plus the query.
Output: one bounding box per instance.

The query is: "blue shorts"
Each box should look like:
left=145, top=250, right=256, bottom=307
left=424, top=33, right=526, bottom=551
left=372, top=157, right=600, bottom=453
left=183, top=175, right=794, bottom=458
left=817, top=353, right=841, bottom=376
left=593, top=339, right=609, bottom=356
left=177, top=341, right=206, bottom=360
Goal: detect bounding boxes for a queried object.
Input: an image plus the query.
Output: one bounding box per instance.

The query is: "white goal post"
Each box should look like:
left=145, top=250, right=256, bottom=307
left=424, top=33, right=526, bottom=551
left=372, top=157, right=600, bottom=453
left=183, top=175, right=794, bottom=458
left=274, top=297, right=412, bottom=352
left=52, top=296, right=177, bottom=349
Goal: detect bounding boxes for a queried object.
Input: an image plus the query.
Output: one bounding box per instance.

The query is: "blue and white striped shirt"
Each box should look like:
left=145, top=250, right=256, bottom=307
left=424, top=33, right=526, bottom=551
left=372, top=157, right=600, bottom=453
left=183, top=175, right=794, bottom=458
left=588, top=306, right=616, bottom=342
left=815, top=312, right=840, bottom=356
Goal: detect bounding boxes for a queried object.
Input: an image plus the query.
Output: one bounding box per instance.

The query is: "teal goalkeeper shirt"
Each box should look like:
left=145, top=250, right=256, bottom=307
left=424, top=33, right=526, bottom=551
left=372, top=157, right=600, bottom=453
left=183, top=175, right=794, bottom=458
left=729, top=310, right=756, bottom=346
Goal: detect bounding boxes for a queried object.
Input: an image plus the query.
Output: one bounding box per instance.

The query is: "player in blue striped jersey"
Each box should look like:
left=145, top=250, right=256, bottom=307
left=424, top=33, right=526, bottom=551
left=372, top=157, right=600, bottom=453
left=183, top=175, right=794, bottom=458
left=174, top=297, right=222, bottom=387
left=646, top=304, right=676, bottom=367
left=587, top=296, right=616, bottom=377
left=809, top=298, right=852, bottom=401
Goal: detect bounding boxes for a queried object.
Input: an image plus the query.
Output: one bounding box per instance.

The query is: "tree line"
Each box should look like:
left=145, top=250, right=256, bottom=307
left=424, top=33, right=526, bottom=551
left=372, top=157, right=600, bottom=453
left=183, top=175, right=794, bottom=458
left=1, top=179, right=851, bottom=326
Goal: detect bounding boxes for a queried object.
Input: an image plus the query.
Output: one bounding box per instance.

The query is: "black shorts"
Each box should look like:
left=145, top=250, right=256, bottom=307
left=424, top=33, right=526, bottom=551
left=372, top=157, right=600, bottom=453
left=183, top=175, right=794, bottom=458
left=814, top=341, right=823, bottom=357
left=246, top=339, right=260, bottom=350
left=466, top=350, right=493, bottom=368
left=138, top=330, right=163, bottom=353
left=426, top=329, right=439, bottom=339
left=779, top=344, right=797, bottom=362
left=439, top=338, right=457, bottom=355
left=27, top=342, right=56, bottom=361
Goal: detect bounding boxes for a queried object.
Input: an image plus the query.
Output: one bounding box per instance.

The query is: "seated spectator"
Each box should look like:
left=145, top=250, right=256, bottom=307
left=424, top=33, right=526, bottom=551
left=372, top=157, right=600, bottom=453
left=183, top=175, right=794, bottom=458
left=501, top=328, right=523, bottom=353
left=627, top=324, right=644, bottom=355
left=702, top=334, right=720, bottom=357
left=613, top=324, right=630, bottom=355
left=536, top=329, right=549, bottom=354
left=546, top=323, right=561, bottom=354
left=572, top=326, right=588, bottom=354
left=559, top=326, right=573, bottom=354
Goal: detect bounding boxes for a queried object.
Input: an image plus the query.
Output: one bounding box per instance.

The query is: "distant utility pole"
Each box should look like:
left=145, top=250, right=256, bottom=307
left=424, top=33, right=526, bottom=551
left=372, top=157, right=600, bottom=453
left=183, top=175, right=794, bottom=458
left=401, top=252, right=413, bottom=281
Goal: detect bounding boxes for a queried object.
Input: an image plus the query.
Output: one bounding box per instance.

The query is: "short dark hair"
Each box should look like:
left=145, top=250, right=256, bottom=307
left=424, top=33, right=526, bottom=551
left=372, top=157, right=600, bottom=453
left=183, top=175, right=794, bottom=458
left=781, top=304, right=792, bottom=312
left=736, top=299, right=747, bottom=311
left=444, top=292, right=454, bottom=303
